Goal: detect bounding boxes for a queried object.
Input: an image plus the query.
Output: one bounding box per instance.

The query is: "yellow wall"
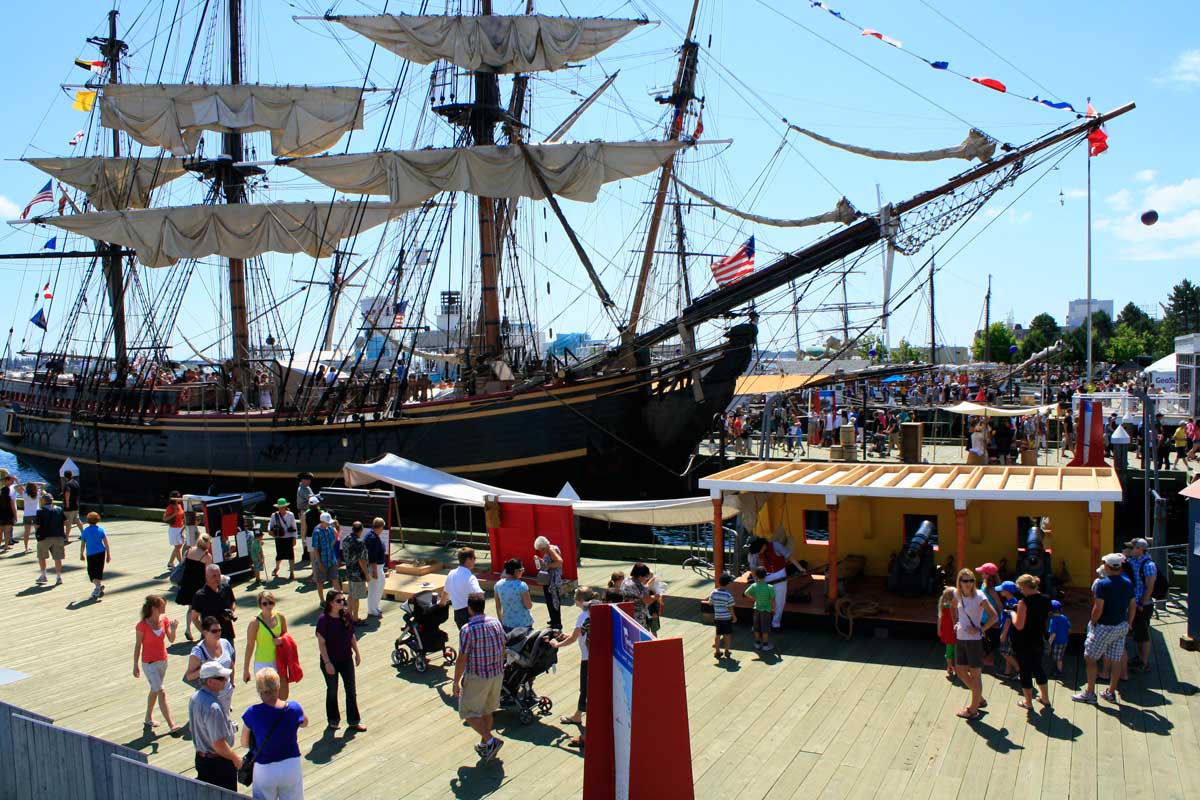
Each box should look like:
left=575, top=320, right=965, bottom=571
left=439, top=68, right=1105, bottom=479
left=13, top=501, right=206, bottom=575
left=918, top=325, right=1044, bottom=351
left=753, top=493, right=1112, bottom=587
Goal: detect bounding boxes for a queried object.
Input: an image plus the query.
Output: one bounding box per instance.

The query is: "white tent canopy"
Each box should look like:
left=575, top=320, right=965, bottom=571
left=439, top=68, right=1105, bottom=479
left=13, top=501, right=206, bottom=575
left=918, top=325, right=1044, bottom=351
left=342, top=453, right=739, bottom=527
left=1144, top=353, right=1177, bottom=389
left=942, top=401, right=1059, bottom=418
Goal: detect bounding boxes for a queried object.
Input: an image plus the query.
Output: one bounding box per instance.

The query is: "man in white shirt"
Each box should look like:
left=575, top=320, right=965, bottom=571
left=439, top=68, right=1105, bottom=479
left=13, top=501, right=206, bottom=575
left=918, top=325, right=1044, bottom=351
left=442, top=547, right=483, bottom=629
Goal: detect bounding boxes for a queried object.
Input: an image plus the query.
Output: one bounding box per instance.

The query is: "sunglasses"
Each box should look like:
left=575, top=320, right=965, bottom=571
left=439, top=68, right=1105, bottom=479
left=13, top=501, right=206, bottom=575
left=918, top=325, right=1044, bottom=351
left=958, top=578, right=975, bottom=584
left=260, top=601, right=275, bottom=607
left=206, top=627, right=222, bottom=634
left=332, top=598, right=346, bottom=605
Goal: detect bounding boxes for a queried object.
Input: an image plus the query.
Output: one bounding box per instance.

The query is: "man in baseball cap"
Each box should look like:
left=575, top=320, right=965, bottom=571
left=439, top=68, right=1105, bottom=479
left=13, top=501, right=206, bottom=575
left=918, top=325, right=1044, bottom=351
left=188, top=661, right=239, bottom=789
left=1074, top=553, right=1136, bottom=705
left=1124, top=538, right=1157, bottom=672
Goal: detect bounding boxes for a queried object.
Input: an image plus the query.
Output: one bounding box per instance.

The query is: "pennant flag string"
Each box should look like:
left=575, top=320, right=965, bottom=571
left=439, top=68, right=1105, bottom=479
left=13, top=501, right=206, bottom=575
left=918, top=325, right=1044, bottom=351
left=806, top=1, right=1079, bottom=115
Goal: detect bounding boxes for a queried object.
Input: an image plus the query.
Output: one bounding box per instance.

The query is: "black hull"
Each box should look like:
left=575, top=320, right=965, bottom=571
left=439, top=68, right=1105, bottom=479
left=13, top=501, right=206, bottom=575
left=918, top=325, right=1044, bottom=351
left=1, top=327, right=754, bottom=506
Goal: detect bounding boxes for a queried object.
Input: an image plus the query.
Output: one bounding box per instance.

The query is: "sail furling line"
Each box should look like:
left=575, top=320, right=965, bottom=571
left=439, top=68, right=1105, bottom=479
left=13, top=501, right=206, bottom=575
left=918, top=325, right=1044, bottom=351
left=24, top=157, right=186, bottom=211
left=672, top=176, right=861, bottom=228
left=785, top=125, right=997, bottom=163
left=328, top=14, right=648, bottom=73
left=38, top=202, right=414, bottom=268
left=99, top=84, right=365, bottom=157
left=285, top=141, right=687, bottom=205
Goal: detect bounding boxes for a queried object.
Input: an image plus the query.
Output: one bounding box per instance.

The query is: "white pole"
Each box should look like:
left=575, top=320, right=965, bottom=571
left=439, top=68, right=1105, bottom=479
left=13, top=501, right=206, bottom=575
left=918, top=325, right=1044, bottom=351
left=1086, top=122, right=1094, bottom=386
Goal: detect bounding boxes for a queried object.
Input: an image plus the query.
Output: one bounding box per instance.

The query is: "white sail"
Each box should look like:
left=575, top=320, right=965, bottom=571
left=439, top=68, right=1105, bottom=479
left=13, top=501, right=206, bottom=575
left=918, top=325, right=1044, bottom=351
left=24, top=156, right=187, bottom=211
left=41, top=202, right=411, bottom=268
left=289, top=140, right=686, bottom=204
left=100, top=84, right=364, bottom=157
left=332, top=14, right=645, bottom=73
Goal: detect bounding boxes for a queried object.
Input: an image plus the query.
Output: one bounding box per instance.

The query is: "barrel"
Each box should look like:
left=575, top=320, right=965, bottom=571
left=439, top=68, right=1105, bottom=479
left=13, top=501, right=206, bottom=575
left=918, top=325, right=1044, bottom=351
left=829, top=444, right=844, bottom=460
left=839, top=424, right=856, bottom=447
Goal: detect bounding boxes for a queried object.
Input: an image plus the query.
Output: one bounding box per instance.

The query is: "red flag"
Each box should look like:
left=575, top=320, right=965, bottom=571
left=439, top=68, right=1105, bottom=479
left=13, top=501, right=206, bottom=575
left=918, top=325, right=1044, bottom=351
left=692, top=110, right=703, bottom=139
left=1086, top=102, right=1108, bottom=156
left=970, top=77, right=1007, bottom=93
left=42, top=282, right=53, bottom=300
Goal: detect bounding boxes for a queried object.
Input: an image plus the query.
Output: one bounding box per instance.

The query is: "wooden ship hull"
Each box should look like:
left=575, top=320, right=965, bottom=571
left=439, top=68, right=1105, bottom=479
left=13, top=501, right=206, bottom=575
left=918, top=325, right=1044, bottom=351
left=0, top=326, right=754, bottom=504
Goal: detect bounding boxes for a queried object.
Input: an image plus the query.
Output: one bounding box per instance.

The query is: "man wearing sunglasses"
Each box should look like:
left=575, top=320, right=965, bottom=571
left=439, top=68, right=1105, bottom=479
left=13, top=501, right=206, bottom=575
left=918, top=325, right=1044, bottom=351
left=188, top=660, right=241, bottom=790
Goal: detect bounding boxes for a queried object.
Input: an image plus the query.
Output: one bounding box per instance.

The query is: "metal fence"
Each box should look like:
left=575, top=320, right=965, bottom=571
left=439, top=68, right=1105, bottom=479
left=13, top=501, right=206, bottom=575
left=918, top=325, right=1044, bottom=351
left=0, top=700, right=244, bottom=800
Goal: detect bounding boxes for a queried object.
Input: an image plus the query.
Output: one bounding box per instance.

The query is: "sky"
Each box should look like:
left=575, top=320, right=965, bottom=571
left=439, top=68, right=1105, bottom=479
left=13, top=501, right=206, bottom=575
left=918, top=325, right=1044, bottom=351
left=0, top=0, right=1197, bottom=364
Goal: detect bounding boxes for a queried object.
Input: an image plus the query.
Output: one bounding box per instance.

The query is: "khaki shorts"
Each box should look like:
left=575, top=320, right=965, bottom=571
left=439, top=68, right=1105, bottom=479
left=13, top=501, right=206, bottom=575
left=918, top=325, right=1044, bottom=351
left=458, top=673, right=502, bottom=720
left=312, top=559, right=338, bottom=585
left=348, top=580, right=367, bottom=600
left=37, top=537, right=65, bottom=561
left=64, top=510, right=79, bottom=529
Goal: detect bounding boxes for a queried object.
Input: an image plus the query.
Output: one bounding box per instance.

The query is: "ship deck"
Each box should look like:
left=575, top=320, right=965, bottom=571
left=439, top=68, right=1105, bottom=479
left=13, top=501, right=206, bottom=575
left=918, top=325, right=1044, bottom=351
left=0, top=519, right=1196, bottom=799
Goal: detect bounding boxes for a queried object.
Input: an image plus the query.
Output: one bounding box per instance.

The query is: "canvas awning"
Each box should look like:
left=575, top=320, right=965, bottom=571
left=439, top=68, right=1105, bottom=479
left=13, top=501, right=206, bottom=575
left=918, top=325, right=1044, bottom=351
left=734, top=374, right=822, bottom=396
left=942, top=401, right=1058, bottom=418
left=342, top=453, right=739, bottom=526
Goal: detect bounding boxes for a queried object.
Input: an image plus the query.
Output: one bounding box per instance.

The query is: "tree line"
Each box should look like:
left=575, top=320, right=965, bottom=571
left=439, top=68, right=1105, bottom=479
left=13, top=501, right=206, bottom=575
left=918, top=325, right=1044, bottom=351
left=970, top=278, right=1200, bottom=365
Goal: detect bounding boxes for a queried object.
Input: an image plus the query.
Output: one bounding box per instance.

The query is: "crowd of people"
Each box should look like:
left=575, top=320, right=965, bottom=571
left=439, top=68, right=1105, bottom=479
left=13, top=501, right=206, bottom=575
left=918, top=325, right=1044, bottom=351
left=1, top=450, right=1176, bottom=797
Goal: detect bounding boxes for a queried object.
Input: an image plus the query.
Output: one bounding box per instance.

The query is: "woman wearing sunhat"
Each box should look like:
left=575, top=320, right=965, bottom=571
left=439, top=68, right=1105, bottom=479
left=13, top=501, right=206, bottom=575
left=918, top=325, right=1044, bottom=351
left=269, top=498, right=299, bottom=581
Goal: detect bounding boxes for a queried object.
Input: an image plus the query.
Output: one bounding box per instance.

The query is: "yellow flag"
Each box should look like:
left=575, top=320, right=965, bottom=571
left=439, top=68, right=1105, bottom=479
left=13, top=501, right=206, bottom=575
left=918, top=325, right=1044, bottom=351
left=72, top=90, right=96, bottom=112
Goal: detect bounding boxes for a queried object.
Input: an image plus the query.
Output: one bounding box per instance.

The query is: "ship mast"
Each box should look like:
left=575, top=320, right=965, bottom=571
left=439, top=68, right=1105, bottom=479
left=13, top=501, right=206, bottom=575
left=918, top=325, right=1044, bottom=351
left=97, top=10, right=128, bottom=372
left=474, top=0, right=503, bottom=361
left=623, top=0, right=701, bottom=344
left=224, top=0, right=252, bottom=386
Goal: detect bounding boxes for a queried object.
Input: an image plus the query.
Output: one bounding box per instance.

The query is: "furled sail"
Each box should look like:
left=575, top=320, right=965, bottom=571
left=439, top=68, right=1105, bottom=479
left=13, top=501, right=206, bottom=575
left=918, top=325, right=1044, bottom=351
left=289, top=140, right=686, bottom=205
left=673, top=177, right=861, bottom=228
left=24, top=156, right=186, bottom=211
left=786, top=125, right=997, bottom=163
left=40, top=202, right=410, bottom=268
left=331, top=14, right=645, bottom=73
left=100, top=84, right=364, bottom=158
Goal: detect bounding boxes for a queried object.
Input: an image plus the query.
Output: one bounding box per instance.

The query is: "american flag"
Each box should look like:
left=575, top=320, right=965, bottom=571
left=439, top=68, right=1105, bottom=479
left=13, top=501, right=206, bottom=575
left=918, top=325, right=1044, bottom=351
left=21, top=181, right=54, bottom=220
left=392, top=300, right=408, bottom=327
left=710, top=235, right=755, bottom=287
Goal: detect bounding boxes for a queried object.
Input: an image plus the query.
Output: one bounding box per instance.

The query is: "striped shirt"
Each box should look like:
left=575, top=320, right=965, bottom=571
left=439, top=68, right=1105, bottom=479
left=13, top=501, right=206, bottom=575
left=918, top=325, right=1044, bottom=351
left=709, top=589, right=735, bottom=621
left=460, top=614, right=507, bottom=679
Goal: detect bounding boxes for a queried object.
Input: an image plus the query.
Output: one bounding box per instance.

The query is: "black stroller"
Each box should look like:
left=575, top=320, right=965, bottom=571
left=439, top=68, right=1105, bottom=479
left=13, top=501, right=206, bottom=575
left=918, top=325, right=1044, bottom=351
left=501, top=628, right=559, bottom=724
left=392, top=590, right=457, bottom=673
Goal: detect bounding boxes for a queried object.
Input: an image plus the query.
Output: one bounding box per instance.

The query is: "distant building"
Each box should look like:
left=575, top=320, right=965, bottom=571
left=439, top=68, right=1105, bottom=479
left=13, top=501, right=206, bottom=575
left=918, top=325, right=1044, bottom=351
left=1065, top=299, right=1113, bottom=329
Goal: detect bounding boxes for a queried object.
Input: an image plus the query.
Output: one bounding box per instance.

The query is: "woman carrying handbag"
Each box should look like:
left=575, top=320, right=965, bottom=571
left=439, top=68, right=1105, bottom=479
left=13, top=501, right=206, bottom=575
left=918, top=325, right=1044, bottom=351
left=240, top=667, right=307, bottom=799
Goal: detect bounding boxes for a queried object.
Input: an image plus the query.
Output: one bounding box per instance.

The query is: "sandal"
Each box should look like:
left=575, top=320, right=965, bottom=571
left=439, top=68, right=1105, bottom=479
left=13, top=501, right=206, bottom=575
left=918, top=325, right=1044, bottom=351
left=956, top=708, right=979, bottom=719
left=567, top=735, right=584, bottom=748
left=1017, top=699, right=1032, bottom=710
left=559, top=716, right=581, bottom=726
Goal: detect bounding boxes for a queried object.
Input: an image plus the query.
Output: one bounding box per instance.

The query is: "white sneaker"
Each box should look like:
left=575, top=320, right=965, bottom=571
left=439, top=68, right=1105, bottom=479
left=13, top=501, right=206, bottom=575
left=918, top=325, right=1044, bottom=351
left=35, top=574, right=46, bottom=584
left=761, top=643, right=774, bottom=652
left=54, top=576, right=62, bottom=586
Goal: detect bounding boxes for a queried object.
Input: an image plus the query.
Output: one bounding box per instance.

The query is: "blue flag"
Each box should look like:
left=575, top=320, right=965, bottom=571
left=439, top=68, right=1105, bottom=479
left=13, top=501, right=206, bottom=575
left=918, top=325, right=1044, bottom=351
left=42, top=236, right=57, bottom=250
left=30, top=308, right=48, bottom=331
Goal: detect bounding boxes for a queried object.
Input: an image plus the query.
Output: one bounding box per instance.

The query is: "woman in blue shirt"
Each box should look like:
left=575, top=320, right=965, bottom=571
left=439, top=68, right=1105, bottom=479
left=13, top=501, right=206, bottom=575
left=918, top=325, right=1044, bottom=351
left=494, top=558, right=534, bottom=631
left=78, top=512, right=111, bottom=600
left=241, top=666, right=307, bottom=799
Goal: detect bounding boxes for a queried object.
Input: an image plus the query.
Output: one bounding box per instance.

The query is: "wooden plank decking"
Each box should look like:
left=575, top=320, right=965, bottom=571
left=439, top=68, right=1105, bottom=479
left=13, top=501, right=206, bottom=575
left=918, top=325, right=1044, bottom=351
left=0, top=519, right=1195, bottom=799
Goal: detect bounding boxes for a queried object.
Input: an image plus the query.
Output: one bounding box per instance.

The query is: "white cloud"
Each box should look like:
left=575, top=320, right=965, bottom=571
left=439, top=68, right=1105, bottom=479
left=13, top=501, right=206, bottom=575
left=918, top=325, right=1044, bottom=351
left=1098, top=176, right=1200, bottom=261
left=1133, top=169, right=1158, bottom=183
left=1106, top=188, right=1134, bottom=211
left=1161, top=50, right=1200, bottom=86
left=1063, top=188, right=1088, bottom=199
left=1143, top=178, right=1200, bottom=214
left=0, top=195, right=18, bottom=219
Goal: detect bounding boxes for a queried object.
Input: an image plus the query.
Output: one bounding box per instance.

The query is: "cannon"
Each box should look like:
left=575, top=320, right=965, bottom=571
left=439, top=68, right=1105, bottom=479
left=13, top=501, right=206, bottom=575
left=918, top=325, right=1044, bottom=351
left=887, top=520, right=938, bottom=597
left=1016, top=525, right=1055, bottom=595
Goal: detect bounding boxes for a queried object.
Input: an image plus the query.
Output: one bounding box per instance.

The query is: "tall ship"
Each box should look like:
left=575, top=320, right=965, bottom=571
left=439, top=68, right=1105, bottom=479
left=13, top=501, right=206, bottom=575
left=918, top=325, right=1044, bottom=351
left=0, top=1, right=1129, bottom=504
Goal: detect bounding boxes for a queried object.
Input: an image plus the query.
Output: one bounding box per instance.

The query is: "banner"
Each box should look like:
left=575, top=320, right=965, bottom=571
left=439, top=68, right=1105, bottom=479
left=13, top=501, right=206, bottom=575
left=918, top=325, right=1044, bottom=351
left=611, top=605, right=651, bottom=800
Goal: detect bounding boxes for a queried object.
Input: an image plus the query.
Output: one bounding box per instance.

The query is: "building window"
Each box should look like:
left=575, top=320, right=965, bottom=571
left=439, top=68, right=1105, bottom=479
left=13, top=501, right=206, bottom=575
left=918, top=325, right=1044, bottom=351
left=804, top=510, right=829, bottom=544
left=903, top=514, right=938, bottom=550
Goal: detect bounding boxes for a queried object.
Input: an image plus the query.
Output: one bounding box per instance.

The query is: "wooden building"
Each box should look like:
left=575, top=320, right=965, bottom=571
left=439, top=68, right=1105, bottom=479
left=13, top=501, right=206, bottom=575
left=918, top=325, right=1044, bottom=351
left=700, top=462, right=1124, bottom=609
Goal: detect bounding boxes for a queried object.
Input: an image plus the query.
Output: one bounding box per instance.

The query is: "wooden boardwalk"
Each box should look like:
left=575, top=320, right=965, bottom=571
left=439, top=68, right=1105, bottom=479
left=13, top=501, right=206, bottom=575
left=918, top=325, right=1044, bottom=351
left=0, top=519, right=1196, bottom=799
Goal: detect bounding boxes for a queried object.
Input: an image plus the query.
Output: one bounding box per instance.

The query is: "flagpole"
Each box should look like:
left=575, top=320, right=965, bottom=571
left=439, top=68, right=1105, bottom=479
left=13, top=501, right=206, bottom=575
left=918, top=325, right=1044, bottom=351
left=1085, top=96, right=1094, bottom=386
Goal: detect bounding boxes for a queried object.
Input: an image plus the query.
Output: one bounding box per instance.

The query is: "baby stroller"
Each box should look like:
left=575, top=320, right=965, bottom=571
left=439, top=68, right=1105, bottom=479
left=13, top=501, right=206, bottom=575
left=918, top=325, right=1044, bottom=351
left=392, top=590, right=457, bottom=673
left=501, top=627, right=559, bottom=724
